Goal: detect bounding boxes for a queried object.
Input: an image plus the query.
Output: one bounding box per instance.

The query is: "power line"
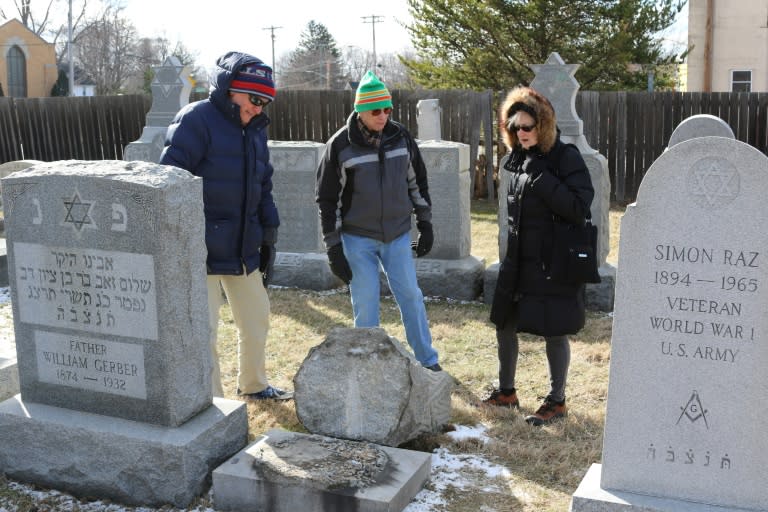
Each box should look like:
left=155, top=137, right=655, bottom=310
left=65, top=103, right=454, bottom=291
left=361, top=15, right=384, bottom=71
left=262, top=25, right=283, bottom=73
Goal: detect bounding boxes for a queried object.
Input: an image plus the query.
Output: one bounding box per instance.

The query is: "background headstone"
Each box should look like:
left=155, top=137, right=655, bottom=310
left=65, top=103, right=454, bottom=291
left=0, top=160, right=247, bottom=507
left=293, top=327, right=453, bottom=447
left=571, top=136, right=768, bottom=511
left=486, top=52, right=615, bottom=310
left=124, top=56, right=191, bottom=163
left=417, top=99, right=442, bottom=140
left=668, top=114, right=735, bottom=148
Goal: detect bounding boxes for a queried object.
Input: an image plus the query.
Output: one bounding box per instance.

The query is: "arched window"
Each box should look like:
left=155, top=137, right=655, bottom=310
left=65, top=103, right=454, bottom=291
left=7, top=45, right=27, bottom=97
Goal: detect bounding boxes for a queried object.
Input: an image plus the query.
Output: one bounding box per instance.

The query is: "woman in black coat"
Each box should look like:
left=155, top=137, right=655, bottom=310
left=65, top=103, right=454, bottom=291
left=484, top=86, right=594, bottom=426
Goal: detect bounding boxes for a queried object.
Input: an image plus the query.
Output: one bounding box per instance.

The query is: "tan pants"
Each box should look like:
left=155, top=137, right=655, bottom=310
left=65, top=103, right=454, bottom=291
left=206, top=271, right=270, bottom=397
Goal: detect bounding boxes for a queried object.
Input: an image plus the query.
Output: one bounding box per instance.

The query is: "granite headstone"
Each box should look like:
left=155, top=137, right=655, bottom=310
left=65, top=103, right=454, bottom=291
left=0, top=160, right=248, bottom=507
left=294, top=327, right=453, bottom=447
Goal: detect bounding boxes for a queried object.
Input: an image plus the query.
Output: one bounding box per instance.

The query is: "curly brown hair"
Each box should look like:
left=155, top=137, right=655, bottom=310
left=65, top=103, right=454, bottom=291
left=499, top=86, right=557, bottom=153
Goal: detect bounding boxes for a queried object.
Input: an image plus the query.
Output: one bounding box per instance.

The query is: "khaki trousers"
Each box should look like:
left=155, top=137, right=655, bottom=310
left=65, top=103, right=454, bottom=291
left=207, top=271, right=270, bottom=397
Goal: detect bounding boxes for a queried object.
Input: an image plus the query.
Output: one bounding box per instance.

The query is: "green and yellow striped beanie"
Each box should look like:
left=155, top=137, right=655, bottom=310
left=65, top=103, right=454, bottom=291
left=354, top=70, right=393, bottom=113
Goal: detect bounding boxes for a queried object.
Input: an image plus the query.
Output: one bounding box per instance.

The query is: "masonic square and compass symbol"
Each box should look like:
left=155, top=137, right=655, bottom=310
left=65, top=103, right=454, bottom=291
left=677, top=390, right=709, bottom=429
left=63, top=190, right=96, bottom=233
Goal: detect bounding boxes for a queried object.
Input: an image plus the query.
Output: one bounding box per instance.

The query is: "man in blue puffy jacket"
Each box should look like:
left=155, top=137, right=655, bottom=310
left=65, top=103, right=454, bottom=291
left=160, top=51, right=292, bottom=401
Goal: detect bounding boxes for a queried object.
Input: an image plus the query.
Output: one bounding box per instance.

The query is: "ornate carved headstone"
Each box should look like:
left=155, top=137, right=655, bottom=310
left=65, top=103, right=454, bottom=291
left=124, top=57, right=192, bottom=163
left=0, top=160, right=247, bottom=507
left=486, top=52, right=614, bottom=310
left=571, top=137, right=768, bottom=511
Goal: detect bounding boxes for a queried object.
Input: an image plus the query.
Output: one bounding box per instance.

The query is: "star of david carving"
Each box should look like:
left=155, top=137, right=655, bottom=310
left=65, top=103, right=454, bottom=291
left=63, top=191, right=96, bottom=232
left=689, top=158, right=739, bottom=208
left=152, top=57, right=187, bottom=98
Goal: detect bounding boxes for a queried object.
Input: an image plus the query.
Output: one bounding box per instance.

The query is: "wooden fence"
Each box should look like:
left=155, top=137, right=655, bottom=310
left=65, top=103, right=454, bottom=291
left=576, top=91, right=768, bottom=203
left=0, top=95, right=150, bottom=163
left=1, top=91, right=766, bottom=204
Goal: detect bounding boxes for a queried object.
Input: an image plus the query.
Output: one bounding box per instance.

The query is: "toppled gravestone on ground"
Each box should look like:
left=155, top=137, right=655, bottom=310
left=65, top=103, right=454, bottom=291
left=294, top=327, right=453, bottom=447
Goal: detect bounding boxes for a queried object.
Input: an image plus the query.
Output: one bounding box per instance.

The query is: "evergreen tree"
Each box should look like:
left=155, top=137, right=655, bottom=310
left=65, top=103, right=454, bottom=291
left=51, top=68, right=69, bottom=96
left=279, top=21, right=344, bottom=89
left=404, top=0, right=686, bottom=91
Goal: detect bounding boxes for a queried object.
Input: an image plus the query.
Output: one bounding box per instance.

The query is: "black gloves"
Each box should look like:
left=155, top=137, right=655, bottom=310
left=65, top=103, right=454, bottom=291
left=327, top=244, right=352, bottom=284
left=412, top=220, right=434, bottom=257
left=523, top=156, right=549, bottom=179
left=259, top=244, right=276, bottom=287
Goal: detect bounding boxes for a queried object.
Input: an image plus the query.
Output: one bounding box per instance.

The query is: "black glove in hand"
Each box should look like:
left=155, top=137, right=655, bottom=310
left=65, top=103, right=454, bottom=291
left=259, top=244, right=276, bottom=287
left=522, top=156, right=548, bottom=179
left=327, top=244, right=353, bottom=284
left=411, top=220, right=434, bottom=257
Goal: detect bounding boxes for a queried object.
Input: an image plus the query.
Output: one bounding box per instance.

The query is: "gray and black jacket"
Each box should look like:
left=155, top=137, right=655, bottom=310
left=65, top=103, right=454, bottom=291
left=315, top=112, right=431, bottom=249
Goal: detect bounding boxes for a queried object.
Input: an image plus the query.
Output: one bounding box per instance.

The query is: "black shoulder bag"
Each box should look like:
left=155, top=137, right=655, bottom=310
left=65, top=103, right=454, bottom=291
left=550, top=213, right=601, bottom=284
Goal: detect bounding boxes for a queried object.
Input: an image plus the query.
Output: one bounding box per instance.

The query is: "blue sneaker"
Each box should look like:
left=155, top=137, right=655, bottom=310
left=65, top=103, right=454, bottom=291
left=239, top=385, right=294, bottom=401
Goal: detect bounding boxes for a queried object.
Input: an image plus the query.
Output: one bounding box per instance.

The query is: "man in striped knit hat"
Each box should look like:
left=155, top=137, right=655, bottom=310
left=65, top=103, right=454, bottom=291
left=315, top=71, right=442, bottom=372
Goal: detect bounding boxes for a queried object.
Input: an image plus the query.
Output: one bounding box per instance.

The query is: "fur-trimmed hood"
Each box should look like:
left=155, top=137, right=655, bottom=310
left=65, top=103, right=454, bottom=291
left=499, top=86, right=557, bottom=154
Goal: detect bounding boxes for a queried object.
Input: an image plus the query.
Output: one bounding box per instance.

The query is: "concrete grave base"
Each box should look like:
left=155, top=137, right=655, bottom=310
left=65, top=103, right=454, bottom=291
left=0, top=396, right=248, bottom=507
left=213, top=429, right=431, bottom=512
left=571, top=464, right=756, bottom=512
left=273, top=252, right=342, bottom=290
left=274, top=252, right=485, bottom=301
left=412, top=255, right=485, bottom=301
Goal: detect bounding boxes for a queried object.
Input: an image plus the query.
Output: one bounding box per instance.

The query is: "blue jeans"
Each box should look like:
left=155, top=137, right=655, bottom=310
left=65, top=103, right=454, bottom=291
left=341, top=232, right=438, bottom=367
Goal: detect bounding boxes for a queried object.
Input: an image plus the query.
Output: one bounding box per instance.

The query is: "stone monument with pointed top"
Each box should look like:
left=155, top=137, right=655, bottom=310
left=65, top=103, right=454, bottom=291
left=485, top=52, right=615, bottom=311
left=124, top=56, right=191, bottom=163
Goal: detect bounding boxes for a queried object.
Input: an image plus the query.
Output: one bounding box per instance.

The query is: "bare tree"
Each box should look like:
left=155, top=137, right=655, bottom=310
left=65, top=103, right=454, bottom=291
left=72, top=3, right=139, bottom=94
left=0, top=0, right=89, bottom=57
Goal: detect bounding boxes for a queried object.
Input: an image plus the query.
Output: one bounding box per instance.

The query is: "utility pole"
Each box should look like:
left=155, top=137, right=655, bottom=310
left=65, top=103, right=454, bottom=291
left=262, top=25, right=283, bottom=74
left=67, top=0, right=75, bottom=96
left=361, top=15, right=384, bottom=71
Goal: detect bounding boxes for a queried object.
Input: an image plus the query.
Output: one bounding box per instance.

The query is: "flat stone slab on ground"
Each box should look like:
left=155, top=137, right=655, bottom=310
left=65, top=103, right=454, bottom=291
left=0, top=396, right=247, bottom=507
left=570, top=464, right=758, bottom=512
left=213, top=429, right=431, bottom=512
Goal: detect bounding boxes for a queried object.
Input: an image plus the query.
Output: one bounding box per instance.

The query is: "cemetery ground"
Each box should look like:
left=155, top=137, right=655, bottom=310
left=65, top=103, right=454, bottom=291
left=0, top=200, right=624, bottom=512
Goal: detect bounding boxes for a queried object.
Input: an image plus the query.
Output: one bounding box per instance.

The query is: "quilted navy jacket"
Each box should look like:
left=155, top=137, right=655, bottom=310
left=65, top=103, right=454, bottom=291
left=159, top=51, right=279, bottom=275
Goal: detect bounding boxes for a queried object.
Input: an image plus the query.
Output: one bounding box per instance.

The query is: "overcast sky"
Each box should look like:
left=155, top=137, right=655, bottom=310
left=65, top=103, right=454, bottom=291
left=122, top=0, right=414, bottom=71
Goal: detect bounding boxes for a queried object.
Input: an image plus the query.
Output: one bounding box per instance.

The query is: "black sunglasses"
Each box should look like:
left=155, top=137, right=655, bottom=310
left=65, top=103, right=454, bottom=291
left=248, top=95, right=270, bottom=107
left=370, top=107, right=392, bottom=116
left=511, top=124, right=536, bottom=133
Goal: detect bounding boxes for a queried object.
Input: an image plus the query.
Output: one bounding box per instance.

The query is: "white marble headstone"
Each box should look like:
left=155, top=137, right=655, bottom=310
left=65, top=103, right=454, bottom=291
left=601, top=136, right=768, bottom=509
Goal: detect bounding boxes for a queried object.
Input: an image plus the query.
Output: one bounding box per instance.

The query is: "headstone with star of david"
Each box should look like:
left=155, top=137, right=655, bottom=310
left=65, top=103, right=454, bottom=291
left=124, top=56, right=191, bottom=163
left=0, top=160, right=248, bottom=508
left=570, top=136, right=768, bottom=511
left=0, top=159, right=213, bottom=426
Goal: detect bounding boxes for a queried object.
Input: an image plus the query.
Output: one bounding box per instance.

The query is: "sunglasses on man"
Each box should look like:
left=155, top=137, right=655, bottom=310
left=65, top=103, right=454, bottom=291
left=249, top=95, right=271, bottom=107
left=370, top=107, right=392, bottom=116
